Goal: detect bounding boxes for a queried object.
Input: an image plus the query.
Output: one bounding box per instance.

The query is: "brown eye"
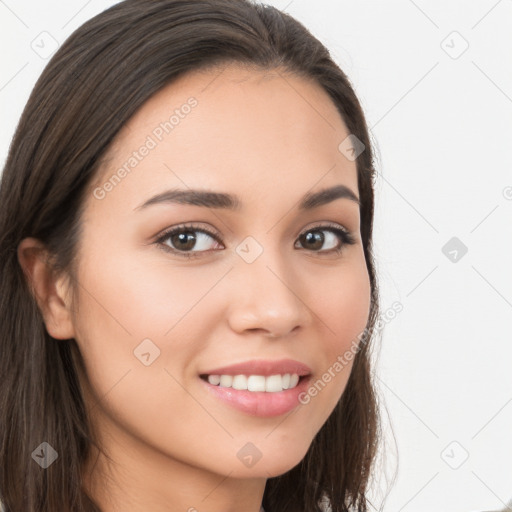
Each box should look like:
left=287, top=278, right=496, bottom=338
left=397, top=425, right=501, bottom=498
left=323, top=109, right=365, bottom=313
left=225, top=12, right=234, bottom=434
left=299, top=230, right=325, bottom=251
left=295, top=225, right=356, bottom=255
left=155, top=224, right=222, bottom=258
left=169, top=231, right=198, bottom=251
left=155, top=223, right=356, bottom=259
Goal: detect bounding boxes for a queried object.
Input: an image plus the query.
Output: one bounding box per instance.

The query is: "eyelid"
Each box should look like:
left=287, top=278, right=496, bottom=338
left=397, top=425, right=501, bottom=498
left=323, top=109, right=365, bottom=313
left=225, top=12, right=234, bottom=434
left=154, top=220, right=351, bottom=240
left=154, top=220, right=356, bottom=258
left=154, top=222, right=220, bottom=241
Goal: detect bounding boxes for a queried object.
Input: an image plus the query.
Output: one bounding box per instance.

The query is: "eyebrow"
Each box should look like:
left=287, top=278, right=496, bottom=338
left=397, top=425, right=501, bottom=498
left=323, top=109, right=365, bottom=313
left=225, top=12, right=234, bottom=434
left=134, top=184, right=360, bottom=212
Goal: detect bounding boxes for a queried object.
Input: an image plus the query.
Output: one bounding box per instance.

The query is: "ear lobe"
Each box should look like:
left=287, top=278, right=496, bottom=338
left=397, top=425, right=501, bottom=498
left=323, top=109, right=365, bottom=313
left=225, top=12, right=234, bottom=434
left=17, top=237, right=76, bottom=340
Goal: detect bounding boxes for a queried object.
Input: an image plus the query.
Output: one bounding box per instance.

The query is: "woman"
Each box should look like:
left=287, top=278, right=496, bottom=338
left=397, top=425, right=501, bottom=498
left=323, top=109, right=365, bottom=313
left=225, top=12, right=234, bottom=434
left=0, top=0, right=381, bottom=510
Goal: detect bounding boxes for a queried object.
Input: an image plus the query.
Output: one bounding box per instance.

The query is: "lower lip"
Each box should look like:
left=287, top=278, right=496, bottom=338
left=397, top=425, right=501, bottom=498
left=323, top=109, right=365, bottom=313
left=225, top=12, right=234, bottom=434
left=199, top=375, right=312, bottom=417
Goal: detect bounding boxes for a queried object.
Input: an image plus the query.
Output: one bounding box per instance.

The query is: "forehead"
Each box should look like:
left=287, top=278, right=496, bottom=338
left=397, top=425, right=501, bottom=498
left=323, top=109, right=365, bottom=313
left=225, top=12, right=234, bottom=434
left=88, top=63, right=359, bottom=215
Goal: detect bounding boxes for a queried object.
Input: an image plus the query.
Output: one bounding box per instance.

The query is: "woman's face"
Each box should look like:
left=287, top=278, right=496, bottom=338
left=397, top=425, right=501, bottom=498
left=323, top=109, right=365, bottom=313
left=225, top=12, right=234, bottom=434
left=71, top=63, right=371, bottom=482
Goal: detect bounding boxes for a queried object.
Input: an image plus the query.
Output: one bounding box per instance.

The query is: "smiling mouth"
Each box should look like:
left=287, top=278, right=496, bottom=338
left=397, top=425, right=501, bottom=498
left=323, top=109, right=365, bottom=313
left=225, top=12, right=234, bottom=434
left=199, top=373, right=308, bottom=393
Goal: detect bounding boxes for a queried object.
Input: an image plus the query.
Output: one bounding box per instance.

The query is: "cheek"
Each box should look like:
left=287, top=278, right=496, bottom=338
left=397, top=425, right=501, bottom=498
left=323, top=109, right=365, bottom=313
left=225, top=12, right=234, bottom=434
left=71, top=246, right=227, bottom=401
left=313, top=258, right=371, bottom=355
left=71, top=253, right=207, bottom=459
left=74, top=243, right=218, bottom=343
left=292, top=257, right=371, bottom=430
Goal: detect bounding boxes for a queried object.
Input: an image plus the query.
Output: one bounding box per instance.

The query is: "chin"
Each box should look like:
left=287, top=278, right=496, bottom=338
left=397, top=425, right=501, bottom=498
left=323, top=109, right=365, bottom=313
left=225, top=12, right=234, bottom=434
left=226, top=443, right=311, bottom=479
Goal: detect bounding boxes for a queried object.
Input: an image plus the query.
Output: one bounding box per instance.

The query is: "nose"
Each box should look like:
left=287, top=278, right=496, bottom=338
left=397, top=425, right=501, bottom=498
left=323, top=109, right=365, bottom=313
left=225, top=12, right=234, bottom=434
left=225, top=248, right=313, bottom=339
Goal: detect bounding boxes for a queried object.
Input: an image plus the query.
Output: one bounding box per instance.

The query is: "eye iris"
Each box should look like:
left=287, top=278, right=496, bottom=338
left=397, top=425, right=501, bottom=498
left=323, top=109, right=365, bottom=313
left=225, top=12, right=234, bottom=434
left=301, top=230, right=324, bottom=250
left=171, top=231, right=196, bottom=250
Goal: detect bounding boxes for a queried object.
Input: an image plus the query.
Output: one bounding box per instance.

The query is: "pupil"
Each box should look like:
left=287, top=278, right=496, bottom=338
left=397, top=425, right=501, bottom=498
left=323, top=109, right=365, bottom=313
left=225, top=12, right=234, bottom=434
left=172, top=231, right=196, bottom=250
left=303, top=231, right=323, bottom=250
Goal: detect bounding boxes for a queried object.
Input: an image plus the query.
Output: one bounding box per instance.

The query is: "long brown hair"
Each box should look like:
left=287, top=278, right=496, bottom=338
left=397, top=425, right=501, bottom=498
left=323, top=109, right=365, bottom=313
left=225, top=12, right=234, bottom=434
left=0, top=1, right=381, bottom=510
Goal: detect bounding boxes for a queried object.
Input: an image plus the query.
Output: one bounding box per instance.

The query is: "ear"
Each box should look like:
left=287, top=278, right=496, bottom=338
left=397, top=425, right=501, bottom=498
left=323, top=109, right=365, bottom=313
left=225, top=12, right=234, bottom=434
left=17, top=237, right=76, bottom=340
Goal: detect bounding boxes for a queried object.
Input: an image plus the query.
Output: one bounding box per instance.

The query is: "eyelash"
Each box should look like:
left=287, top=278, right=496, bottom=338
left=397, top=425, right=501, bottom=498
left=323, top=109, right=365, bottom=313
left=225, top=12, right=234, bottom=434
left=154, top=222, right=356, bottom=259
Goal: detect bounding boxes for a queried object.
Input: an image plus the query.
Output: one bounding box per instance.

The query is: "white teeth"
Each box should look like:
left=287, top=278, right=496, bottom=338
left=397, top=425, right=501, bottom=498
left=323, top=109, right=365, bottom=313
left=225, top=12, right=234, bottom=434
left=247, top=375, right=266, bottom=392
left=232, top=375, right=247, bottom=390
left=289, top=374, right=299, bottom=388
left=207, top=374, right=221, bottom=385
left=265, top=374, right=282, bottom=392
left=206, top=373, right=301, bottom=392
left=219, top=375, right=233, bottom=387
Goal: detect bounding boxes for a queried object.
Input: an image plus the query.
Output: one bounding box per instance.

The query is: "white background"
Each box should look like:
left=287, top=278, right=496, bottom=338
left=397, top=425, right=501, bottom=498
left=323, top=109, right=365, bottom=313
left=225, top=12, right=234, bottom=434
left=1, top=1, right=511, bottom=511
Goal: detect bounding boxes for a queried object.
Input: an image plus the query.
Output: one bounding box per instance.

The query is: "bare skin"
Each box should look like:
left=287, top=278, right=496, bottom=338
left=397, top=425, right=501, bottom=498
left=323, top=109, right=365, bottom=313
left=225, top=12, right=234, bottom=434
left=17, top=63, right=371, bottom=512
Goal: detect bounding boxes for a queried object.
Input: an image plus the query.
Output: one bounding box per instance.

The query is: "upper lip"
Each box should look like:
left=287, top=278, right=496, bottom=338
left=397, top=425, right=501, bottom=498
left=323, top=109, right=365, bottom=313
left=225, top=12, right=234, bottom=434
left=200, top=358, right=312, bottom=377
